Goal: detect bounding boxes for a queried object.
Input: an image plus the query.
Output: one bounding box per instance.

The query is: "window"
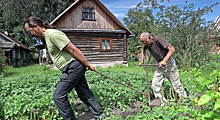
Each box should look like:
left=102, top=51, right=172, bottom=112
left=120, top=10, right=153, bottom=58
left=82, top=7, right=95, bottom=21
left=23, top=51, right=25, bottom=59
left=100, top=39, right=112, bottom=51
left=13, top=50, right=15, bottom=58
left=18, top=50, right=20, bottom=59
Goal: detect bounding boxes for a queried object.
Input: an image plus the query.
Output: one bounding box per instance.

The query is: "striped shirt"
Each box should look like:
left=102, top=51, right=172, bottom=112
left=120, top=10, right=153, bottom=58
left=45, top=29, right=75, bottom=71
left=143, top=35, right=169, bottom=62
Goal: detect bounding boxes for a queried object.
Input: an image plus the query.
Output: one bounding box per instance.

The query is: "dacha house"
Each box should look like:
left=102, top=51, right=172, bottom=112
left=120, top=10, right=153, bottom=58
left=0, top=30, right=31, bottom=67
left=35, top=0, right=134, bottom=68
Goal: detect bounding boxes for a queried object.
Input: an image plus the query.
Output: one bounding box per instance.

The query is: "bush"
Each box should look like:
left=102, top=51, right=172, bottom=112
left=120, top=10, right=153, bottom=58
left=215, top=36, right=220, bottom=46
left=0, top=75, right=5, bottom=120
left=0, top=42, right=7, bottom=76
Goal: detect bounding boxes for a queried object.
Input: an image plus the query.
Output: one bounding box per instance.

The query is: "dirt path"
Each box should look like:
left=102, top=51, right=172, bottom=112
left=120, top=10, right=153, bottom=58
left=75, top=100, right=145, bottom=120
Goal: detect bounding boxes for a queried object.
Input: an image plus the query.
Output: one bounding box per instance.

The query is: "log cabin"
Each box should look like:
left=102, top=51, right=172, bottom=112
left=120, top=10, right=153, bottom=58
left=0, top=30, right=31, bottom=67
left=38, top=0, right=135, bottom=68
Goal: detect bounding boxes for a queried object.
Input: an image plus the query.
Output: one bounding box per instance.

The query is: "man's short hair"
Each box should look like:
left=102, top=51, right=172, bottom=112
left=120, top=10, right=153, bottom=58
left=141, top=32, right=151, bottom=41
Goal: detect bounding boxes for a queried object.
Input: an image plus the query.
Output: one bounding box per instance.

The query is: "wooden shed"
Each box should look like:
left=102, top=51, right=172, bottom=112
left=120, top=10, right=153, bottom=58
left=50, top=0, right=134, bottom=68
left=0, top=31, right=32, bottom=67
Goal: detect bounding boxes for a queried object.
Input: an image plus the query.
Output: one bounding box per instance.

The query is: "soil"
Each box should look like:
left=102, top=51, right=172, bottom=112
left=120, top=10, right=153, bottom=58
left=75, top=99, right=145, bottom=120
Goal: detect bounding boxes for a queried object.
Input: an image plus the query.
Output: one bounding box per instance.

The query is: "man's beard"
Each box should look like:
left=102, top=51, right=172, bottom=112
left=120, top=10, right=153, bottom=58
left=32, top=29, right=40, bottom=38
left=32, top=35, right=38, bottom=38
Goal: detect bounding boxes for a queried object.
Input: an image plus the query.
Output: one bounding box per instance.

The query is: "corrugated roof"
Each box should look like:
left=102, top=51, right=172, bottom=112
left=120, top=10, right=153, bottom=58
left=50, top=0, right=134, bottom=37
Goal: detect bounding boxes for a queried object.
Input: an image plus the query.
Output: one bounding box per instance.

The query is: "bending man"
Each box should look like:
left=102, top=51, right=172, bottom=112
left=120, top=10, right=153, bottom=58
left=139, top=32, right=187, bottom=106
left=24, top=17, right=104, bottom=120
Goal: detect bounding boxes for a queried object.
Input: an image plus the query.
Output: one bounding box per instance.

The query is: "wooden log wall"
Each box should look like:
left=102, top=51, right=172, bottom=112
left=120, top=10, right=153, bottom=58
left=54, top=0, right=123, bottom=30
left=65, top=32, right=127, bottom=62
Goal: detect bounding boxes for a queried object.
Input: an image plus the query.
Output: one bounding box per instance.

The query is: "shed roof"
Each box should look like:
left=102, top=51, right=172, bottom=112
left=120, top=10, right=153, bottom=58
left=0, top=32, right=32, bottom=51
left=1, top=42, right=15, bottom=48
left=50, top=0, right=134, bottom=37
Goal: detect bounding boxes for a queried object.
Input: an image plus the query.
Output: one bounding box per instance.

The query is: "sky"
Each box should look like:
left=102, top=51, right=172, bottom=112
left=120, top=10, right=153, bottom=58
left=100, top=0, right=220, bottom=23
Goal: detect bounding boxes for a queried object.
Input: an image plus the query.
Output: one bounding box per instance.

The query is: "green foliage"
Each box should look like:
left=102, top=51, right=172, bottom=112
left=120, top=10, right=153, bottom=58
left=123, top=0, right=219, bottom=69
left=86, top=69, right=153, bottom=115
left=3, top=61, right=220, bottom=119
left=162, top=3, right=218, bottom=69
left=186, top=63, right=220, bottom=119
left=2, top=73, right=62, bottom=119
left=3, top=64, right=155, bottom=119
left=0, top=41, right=7, bottom=76
left=198, top=70, right=220, bottom=110
left=200, top=60, right=220, bottom=72
left=4, top=64, right=60, bottom=79
left=215, top=36, right=220, bottom=46
left=1, top=0, right=75, bottom=47
left=0, top=75, right=5, bottom=120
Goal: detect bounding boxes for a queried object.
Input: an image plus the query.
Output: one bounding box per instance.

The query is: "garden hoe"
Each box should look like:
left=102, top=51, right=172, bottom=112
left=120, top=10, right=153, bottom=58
left=139, top=64, right=161, bottom=108
left=94, top=63, right=160, bottom=108
left=94, top=70, right=149, bottom=98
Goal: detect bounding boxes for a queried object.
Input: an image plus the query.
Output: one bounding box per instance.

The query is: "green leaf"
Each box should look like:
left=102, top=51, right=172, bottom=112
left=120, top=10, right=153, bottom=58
left=214, top=92, right=220, bottom=98
left=204, top=111, right=214, bottom=118
left=121, top=107, right=126, bottom=112
left=198, top=91, right=214, bottom=106
left=197, top=76, right=206, bottom=84
left=200, top=109, right=206, bottom=115
left=214, top=97, right=220, bottom=110
left=176, top=106, right=188, bottom=112
left=203, top=79, right=213, bottom=85
left=210, top=70, right=220, bottom=77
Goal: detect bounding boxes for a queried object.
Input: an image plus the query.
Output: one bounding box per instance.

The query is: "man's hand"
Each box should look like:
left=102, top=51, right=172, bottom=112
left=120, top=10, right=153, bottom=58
left=86, top=64, right=96, bottom=71
left=159, top=60, right=166, bottom=67
left=139, top=61, right=144, bottom=67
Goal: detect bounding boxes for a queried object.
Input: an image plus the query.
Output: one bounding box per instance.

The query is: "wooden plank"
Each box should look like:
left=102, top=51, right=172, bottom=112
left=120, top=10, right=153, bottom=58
left=86, top=58, right=123, bottom=61
left=54, top=0, right=124, bottom=30
left=84, top=54, right=123, bottom=57
left=65, top=32, right=124, bottom=38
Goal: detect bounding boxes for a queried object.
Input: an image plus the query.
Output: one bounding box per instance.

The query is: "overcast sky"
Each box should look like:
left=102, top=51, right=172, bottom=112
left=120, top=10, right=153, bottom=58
left=100, top=0, right=220, bottom=23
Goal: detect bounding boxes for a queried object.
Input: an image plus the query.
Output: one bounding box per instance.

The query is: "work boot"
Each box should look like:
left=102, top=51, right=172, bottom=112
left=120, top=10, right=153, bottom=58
left=96, top=113, right=107, bottom=120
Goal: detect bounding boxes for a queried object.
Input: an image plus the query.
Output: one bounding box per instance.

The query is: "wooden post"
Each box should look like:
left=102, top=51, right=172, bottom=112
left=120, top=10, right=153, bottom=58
left=38, top=48, right=41, bottom=65
left=123, top=34, right=127, bottom=61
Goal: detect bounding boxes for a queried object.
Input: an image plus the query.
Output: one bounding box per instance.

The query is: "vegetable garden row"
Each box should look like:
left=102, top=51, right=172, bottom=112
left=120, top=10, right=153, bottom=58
left=1, top=62, right=220, bottom=120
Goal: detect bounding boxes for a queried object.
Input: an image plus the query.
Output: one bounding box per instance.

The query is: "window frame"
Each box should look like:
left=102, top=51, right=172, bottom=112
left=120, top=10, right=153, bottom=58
left=18, top=49, right=20, bottom=59
left=23, top=50, right=25, bottom=59
left=13, top=50, right=15, bottom=58
left=82, top=7, right=96, bottom=21
left=100, top=38, right=112, bottom=51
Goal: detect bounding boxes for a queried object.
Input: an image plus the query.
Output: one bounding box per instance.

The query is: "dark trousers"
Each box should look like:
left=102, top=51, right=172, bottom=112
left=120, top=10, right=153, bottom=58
left=53, top=60, right=104, bottom=120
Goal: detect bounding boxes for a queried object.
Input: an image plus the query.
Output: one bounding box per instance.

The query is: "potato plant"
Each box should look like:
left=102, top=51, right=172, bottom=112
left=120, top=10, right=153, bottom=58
left=2, top=62, right=220, bottom=119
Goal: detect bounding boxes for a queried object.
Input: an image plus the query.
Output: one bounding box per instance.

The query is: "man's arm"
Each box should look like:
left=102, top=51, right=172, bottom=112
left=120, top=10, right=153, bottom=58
left=139, top=49, right=146, bottom=66
left=159, top=44, right=175, bottom=66
left=63, top=42, right=95, bottom=71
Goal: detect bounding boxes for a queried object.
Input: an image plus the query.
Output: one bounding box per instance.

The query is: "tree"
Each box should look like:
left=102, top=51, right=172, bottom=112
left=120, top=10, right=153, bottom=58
left=123, top=0, right=168, bottom=61
left=1, top=0, right=75, bottom=47
left=155, top=2, right=219, bottom=68
left=123, top=0, right=219, bottom=69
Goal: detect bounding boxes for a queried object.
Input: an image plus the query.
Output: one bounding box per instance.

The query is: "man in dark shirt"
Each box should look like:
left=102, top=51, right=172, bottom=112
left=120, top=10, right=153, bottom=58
left=139, top=32, right=187, bottom=106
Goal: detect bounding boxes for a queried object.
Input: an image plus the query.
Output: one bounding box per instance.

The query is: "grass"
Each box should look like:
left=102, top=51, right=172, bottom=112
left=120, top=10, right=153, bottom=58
left=97, top=61, right=156, bottom=74
left=4, top=62, right=156, bottom=78
left=4, top=64, right=60, bottom=79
